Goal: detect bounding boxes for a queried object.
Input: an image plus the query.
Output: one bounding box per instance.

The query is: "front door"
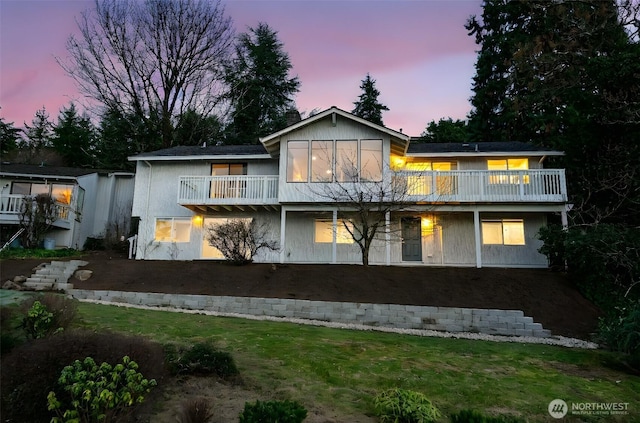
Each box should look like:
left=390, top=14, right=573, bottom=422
left=401, top=218, right=422, bottom=261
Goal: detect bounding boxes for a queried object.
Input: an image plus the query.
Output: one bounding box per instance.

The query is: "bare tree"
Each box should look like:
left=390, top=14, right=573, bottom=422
left=308, top=149, right=431, bottom=266
left=206, top=219, right=278, bottom=265
left=59, top=0, right=234, bottom=149
left=19, top=194, right=58, bottom=249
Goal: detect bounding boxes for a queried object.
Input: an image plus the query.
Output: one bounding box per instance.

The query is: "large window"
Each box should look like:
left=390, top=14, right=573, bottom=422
left=314, top=219, right=354, bottom=244
left=288, top=139, right=383, bottom=183
left=311, top=140, right=333, bottom=182
left=155, top=217, right=191, bottom=242
left=360, top=139, right=383, bottom=182
left=487, top=158, right=529, bottom=184
left=287, top=141, right=309, bottom=182
left=481, top=219, right=525, bottom=245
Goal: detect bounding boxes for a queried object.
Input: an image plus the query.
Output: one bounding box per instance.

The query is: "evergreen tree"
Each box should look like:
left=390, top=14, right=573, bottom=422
left=0, top=114, right=22, bottom=156
left=224, top=22, right=300, bottom=144
left=466, top=0, right=640, bottom=225
left=52, top=103, right=96, bottom=167
left=418, top=118, right=469, bottom=143
left=23, top=106, right=53, bottom=150
left=352, top=73, right=389, bottom=126
left=174, top=109, right=224, bottom=146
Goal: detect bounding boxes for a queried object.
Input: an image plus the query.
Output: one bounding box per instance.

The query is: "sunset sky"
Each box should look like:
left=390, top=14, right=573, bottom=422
left=0, top=0, right=482, bottom=137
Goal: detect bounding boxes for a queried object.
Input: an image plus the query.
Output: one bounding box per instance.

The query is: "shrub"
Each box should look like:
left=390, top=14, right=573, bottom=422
left=374, top=388, right=440, bottom=423
left=47, top=355, right=157, bottom=423
left=178, top=397, right=214, bottom=423
left=597, top=301, right=640, bottom=370
left=169, top=342, right=239, bottom=378
left=0, top=306, right=22, bottom=355
left=0, top=330, right=167, bottom=423
left=205, top=219, right=278, bottom=265
left=19, top=293, right=77, bottom=339
left=239, top=400, right=307, bottom=423
left=450, top=409, right=525, bottom=423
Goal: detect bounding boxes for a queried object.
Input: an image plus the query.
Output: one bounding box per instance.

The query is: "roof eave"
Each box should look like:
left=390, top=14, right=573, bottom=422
left=128, top=154, right=273, bottom=162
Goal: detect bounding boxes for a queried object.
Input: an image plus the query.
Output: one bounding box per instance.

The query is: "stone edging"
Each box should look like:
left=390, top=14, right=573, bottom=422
left=69, top=289, right=553, bottom=338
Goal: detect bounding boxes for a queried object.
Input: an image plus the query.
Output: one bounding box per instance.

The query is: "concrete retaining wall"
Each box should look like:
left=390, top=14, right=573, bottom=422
left=69, top=289, right=551, bottom=338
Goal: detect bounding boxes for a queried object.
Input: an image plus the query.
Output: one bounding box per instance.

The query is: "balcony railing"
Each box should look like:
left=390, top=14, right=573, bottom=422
left=396, top=169, right=567, bottom=202
left=0, top=194, right=72, bottom=223
left=178, top=175, right=279, bottom=206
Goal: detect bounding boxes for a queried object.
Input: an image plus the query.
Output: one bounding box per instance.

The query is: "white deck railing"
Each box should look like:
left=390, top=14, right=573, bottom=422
left=178, top=170, right=567, bottom=205
left=178, top=175, right=279, bottom=205
left=396, top=169, right=567, bottom=202
left=0, top=194, right=71, bottom=221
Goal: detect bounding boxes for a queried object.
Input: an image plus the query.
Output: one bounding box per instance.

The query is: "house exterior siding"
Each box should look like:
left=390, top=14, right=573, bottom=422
left=129, top=107, right=567, bottom=268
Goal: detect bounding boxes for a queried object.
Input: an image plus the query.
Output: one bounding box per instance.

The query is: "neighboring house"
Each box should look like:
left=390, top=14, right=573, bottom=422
left=129, top=107, right=568, bottom=267
left=0, top=163, right=135, bottom=249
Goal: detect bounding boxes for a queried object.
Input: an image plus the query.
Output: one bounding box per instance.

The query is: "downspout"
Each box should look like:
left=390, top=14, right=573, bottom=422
left=142, top=160, right=153, bottom=259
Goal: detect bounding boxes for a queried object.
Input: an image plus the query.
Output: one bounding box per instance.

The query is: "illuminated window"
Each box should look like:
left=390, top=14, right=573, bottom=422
left=52, top=184, right=73, bottom=204
left=212, top=163, right=246, bottom=176
left=311, top=140, right=333, bottom=182
left=155, top=218, right=191, bottom=242
left=314, top=219, right=354, bottom=244
left=487, top=158, right=529, bottom=184
left=287, top=141, right=309, bottom=182
left=360, top=139, right=382, bottom=182
left=482, top=219, right=525, bottom=245
left=335, top=140, right=358, bottom=182
left=397, top=161, right=456, bottom=195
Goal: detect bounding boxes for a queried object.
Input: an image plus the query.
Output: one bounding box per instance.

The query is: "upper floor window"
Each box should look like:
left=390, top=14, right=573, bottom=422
left=212, top=163, right=247, bottom=176
left=287, top=139, right=383, bottom=183
left=11, top=182, right=73, bottom=204
left=287, top=140, right=309, bottom=182
left=487, top=158, right=529, bottom=184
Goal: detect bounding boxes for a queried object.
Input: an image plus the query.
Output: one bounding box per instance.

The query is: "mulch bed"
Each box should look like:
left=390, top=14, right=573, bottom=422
left=1, top=250, right=601, bottom=339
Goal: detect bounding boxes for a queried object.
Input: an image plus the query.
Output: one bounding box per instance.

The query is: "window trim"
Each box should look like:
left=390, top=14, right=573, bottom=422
left=154, top=217, right=192, bottom=243
left=481, top=219, right=525, bottom=246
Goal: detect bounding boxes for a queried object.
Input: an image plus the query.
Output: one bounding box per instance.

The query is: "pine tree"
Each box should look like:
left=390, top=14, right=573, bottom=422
left=52, top=103, right=96, bottom=167
left=352, top=74, right=389, bottom=126
left=225, top=22, right=300, bottom=144
left=23, top=106, right=53, bottom=150
left=0, top=114, right=22, bottom=156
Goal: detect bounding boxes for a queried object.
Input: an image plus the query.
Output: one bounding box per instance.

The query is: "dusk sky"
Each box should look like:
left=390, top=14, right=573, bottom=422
left=0, top=0, right=482, bottom=137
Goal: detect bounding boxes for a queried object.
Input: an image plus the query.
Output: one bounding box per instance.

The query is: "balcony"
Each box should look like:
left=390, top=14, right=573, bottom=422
left=178, top=176, right=279, bottom=209
left=0, top=194, right=72, bottom=228
left=398, top=169, right=567, bottom=203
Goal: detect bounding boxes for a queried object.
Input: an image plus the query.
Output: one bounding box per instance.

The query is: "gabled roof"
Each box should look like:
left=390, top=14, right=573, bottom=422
left=129, top=144, right=271, bottom=161
left=0, top=163, right=125, bottom=180
left=260, top=106, right=411, bottom=156
left=406, top=141, right=564, bottom=157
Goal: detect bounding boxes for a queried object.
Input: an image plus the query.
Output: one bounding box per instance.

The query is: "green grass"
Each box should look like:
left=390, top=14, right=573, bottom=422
left=0, top=248, right=81, bottom=259
left=73, top=302, right=640, bottom=422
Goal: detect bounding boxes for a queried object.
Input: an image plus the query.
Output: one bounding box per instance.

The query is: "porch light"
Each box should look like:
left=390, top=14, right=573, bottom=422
left=192, top=215, right=203, bottom=226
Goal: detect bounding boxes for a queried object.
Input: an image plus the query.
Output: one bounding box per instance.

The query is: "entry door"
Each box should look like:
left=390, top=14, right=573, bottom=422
left=401, top=218, right=422, bottom=261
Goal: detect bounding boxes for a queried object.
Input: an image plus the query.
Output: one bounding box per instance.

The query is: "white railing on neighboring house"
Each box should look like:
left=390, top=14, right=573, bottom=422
left=178, top=175, right=279, bottom=205
left=0, top=194, right=71, bottom=222
left=396, top=169, right=568, bottom=203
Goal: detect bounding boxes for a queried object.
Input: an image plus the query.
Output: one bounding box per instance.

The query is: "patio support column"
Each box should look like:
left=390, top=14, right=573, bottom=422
left=473, top=210, right=482, bottom=268
left=332, top=209, right=337, bottom=264
left=561, top=206, right=569, bottom=230
left=280, top=206, right=286, bottom=264
left=385, top=211, right=391, bottom=266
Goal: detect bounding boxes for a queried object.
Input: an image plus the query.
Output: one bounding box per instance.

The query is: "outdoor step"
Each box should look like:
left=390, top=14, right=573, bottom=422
left=23, top=281, right=58, bottom=291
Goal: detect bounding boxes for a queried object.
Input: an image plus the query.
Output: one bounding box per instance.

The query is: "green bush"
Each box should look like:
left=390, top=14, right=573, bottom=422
left=170, top=342, right=239, bottom=378
left=450, top=409, right=525, bottom=423
left=374, top=388, right=440, bottom=423
left=597, top=301, right=640, bottom=369
left=48, top=355, right=157, bottom=423
left=239, top=400, right=307, bottom=423
left=20, top=293, right=77, bottom=339
left=0, top=306, right=22, bottom=355
left=0, top=330, right=167, bottom=423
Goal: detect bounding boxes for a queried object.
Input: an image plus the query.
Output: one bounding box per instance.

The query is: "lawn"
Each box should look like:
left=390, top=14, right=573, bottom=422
left=74, top=302, right=639, bottom=422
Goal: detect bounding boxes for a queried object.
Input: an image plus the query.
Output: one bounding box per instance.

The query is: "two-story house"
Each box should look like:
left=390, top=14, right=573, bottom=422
left=129, top=107, right=568, bottom=267
left=0, top=164, right=135, bottom=250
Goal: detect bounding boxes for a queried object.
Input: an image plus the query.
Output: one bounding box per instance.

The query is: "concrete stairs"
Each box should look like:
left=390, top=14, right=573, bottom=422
left=24, top=260, right=88, bottom=291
